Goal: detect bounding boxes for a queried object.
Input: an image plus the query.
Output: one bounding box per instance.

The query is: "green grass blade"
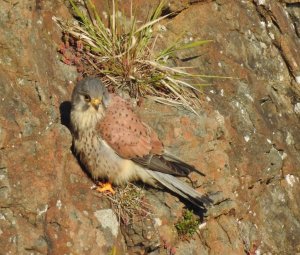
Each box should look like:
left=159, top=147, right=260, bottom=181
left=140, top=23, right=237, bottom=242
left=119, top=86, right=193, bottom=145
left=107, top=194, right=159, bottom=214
left=177, top=39, right=213, bottom=51
left=69, top=0, right=89, bottom=25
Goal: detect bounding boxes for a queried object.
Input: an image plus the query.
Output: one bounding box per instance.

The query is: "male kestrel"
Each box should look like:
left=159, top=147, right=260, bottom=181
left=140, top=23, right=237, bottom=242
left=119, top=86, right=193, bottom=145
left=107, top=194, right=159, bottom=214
left=70, top=77, right=212, bottom=208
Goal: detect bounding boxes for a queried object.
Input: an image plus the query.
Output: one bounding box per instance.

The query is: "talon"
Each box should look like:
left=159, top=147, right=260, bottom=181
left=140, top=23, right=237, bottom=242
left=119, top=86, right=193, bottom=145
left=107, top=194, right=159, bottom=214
left=96, top=182, right=115, bottom=194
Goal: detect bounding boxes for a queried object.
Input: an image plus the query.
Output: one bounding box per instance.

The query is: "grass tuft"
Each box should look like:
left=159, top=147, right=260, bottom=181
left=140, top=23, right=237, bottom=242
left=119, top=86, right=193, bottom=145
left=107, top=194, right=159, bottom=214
left=99, top=183, right=152, bottom=225
left=54, top=0, right=218, bottom=114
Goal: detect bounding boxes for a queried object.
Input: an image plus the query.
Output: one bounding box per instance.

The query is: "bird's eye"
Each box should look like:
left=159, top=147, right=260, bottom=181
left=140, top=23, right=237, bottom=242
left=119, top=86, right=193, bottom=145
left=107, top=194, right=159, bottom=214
left=84, top=94, right=91, bottom=102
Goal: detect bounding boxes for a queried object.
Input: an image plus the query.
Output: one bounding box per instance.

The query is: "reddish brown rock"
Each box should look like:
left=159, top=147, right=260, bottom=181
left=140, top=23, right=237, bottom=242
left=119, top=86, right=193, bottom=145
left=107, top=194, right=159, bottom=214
left=1, top=0, right=300, bottom=254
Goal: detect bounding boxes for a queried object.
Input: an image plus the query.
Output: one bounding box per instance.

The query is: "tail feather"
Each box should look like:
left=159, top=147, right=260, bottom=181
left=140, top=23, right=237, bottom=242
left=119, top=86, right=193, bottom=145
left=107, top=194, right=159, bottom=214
left=146, top=170, right=212, bottom=209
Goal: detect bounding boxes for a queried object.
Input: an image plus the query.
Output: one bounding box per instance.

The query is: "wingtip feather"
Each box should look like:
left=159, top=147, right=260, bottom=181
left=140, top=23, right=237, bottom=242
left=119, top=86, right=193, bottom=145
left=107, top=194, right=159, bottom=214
left=146, top=170, right=213, bottom=209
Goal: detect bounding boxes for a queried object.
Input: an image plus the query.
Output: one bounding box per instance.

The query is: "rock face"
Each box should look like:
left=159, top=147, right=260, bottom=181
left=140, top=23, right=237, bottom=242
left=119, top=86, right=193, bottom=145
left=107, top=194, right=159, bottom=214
left=0, top=0, right=300, bottom=254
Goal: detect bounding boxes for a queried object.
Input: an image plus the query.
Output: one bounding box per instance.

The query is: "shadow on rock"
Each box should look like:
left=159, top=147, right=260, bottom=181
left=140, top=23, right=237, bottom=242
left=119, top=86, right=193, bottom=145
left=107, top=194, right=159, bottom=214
left=59, top=101, right=72, bottom=130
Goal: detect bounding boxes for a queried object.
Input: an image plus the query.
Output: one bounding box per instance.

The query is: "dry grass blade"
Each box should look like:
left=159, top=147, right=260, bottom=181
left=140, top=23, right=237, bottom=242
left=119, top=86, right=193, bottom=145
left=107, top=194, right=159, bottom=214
left=134, top=14, right=170, bottom=34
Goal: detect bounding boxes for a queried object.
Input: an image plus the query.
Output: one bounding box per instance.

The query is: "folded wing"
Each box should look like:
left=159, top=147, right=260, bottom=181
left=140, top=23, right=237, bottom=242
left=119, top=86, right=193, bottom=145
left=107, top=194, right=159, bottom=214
left=98, top=95, right=204, bottom=176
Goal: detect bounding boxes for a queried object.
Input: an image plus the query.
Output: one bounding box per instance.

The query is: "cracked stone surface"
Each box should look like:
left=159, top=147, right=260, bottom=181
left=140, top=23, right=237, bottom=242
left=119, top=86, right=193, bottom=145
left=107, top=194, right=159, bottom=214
left=0, top=0, right=300, bottom=254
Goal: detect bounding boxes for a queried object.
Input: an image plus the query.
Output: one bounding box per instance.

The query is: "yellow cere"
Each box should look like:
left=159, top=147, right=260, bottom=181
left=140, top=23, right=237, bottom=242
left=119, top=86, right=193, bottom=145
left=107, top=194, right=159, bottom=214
left=91, top=98, right=101, bottom=106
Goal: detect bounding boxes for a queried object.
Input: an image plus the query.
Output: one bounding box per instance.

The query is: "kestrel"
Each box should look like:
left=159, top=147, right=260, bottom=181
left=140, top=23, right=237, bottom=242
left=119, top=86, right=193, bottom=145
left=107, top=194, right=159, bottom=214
left=70, top=77, right=212, bottom=208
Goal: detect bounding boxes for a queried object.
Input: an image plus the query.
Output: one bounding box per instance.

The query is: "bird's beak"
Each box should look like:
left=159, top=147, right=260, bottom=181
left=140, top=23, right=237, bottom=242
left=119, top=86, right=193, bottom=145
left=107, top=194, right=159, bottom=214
left=91, top=98, right=101, bottom=110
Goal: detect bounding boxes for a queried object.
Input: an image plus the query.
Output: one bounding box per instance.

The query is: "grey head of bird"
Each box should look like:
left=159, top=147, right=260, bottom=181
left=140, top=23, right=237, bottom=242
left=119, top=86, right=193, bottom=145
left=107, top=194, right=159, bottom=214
left=71, top=77, right=111, bottom=131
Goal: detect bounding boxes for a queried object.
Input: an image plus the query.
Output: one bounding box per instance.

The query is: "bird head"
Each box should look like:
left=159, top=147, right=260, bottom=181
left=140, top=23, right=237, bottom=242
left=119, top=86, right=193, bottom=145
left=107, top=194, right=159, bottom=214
left=71, top=77, right=110, bottom=114
left=70, top=78, right=111, bottom=132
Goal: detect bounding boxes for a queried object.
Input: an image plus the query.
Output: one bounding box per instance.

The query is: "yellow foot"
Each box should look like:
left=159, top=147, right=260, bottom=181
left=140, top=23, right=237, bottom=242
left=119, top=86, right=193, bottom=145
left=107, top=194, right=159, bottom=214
left=96, top=182, right=116, bottom=194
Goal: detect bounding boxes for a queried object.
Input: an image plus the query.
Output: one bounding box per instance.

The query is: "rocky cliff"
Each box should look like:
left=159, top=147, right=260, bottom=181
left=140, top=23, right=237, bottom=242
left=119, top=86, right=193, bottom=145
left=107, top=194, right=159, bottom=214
left=0, top=0, right=300, bottom=254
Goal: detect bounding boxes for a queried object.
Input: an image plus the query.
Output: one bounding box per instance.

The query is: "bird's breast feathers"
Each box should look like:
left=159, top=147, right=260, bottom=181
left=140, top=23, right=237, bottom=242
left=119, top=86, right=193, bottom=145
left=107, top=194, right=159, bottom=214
left=71, top=105, right=103, bottom=132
